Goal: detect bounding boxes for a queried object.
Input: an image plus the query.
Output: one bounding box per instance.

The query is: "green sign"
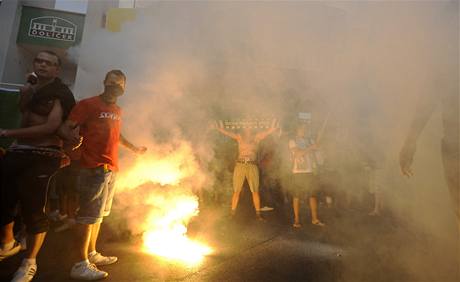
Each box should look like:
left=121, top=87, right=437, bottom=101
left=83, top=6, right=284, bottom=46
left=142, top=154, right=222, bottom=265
left=17, top=6, right=85, bottom=49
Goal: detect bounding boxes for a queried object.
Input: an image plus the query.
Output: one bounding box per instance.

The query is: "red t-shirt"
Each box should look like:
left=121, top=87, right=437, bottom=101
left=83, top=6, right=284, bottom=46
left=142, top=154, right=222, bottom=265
left=68, top=96, right=122, bottom=171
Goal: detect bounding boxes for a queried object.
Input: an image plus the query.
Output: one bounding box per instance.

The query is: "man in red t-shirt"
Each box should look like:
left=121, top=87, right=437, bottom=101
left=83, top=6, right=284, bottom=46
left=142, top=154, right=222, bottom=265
left=60, top=70, right=146, bottom=280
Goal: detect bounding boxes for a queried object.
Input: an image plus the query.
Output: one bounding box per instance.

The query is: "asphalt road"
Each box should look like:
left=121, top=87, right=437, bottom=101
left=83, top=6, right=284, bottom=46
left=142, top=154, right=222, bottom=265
left=1, top=190, right=459, bottom=282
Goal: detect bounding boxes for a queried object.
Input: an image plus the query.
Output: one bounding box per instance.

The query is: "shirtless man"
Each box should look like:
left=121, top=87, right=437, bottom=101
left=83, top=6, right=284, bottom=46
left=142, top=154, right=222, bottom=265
left=216, top=119, right=279, bottom=221
left=0, top=50, right=75, bottom=282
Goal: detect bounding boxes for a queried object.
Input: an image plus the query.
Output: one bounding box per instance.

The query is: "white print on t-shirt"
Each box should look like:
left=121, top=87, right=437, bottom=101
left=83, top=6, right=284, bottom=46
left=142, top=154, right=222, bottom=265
left=288, top=137, right=323, bottom=174
left=98, top=112, right=121, bottom=121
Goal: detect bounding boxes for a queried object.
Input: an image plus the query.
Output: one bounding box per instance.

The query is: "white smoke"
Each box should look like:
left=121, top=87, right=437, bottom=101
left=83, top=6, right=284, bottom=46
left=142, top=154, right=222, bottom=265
left=72, top=1, right=458, bottom=281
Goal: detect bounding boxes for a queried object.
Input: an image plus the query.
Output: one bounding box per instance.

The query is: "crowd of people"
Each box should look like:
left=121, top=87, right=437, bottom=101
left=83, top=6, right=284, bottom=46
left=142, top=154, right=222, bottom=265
left=0, top=50, right=458, bottom=282
left=0, top=51, right=145, bottom=282
left=210, top=115, right=384, bottom=227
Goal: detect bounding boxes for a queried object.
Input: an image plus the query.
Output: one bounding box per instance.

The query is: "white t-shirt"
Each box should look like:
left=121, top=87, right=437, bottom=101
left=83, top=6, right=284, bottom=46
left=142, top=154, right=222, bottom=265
left=289, top=137, right=315, bottom=174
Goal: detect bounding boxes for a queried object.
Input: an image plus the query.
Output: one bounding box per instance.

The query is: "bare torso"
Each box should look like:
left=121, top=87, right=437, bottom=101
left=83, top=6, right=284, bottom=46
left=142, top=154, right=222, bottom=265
left=17, top=101, right=62, bottom=147
left=237, top=135, right=260, bottom=161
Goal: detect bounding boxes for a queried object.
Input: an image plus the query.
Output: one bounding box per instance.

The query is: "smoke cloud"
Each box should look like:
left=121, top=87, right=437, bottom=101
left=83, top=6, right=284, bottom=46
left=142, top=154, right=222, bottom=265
left=70, top=1, right=458, bottom=281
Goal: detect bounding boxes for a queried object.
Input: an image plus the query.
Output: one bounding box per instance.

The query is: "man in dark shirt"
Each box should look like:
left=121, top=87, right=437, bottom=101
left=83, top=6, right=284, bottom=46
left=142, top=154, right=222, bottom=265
left=0, top=50, right=75, bottom=282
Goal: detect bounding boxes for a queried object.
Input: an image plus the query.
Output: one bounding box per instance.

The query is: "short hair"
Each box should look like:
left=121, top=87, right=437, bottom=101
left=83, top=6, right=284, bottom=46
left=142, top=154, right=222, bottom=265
left=104, top=69, right=126, bottom=82
left=37, top=50, right=61, bottom=66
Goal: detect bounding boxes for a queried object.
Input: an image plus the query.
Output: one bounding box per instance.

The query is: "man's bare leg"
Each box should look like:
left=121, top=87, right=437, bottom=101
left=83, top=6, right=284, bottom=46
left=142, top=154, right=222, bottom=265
left=309, top=196, right=324, bottom=226
left=76, top=223, right=92, bottom=261
left=24, top=232, right=46, bottom=259
left=0, top=222, right=21, bottom=261
left=0, top=222, right=14, bottom=244
left=231, top=191, right=241, bottom=215
left=293, top=198, right=301, bottom=227
left=252, top=192, right=265, bottom=221
left=252, top=192, right=261, bottom=212
left=89, top=222, right=101, bottom=254
left=70, top=223, right=108, bottom=280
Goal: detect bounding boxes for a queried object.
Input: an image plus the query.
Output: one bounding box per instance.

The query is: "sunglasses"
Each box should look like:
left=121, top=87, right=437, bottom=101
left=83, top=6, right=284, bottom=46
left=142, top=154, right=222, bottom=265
left=33, top=58, right=58, bottom=67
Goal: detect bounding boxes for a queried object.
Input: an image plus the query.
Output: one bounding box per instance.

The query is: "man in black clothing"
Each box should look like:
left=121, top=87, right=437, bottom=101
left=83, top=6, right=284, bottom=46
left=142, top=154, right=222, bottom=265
left=0, top=50, right=76, bottom=282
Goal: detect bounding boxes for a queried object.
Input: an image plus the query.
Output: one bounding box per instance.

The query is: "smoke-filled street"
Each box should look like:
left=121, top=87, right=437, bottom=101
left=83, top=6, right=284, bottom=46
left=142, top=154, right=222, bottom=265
left=1, top=191, right=459, bottom=282
left=0, top=1, right=458, bottom=282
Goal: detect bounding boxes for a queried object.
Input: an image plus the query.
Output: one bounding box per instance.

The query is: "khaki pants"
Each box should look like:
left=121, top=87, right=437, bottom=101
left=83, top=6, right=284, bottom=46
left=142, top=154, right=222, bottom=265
left=233, top=163, right=259, bottom=193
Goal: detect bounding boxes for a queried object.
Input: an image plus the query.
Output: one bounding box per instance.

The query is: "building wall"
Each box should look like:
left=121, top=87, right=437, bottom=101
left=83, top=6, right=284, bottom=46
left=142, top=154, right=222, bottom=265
left=0, top=0, right=57, bottom=86
left=0, top=0, right=21, bottom=85
left=73, top=0, right=120, bottom=98
left=0, top=0, right=88, bottom=87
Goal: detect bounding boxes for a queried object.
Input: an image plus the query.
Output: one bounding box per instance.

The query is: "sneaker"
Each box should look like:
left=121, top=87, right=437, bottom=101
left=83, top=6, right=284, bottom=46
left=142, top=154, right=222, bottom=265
left=89, top=252, right=118, bottom=266
left=70, top=262, right=108, bottom=280
left=11, top=261, right=37, bottom=282
left=259, top=206, right=274, bottom=212
left=55, top=218, right=76, bottom=232
left=0, top=241, right=21, bottom=261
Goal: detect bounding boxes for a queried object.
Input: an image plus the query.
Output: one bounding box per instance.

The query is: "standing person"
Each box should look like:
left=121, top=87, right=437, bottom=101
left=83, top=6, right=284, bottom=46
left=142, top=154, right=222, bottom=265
left=288, top=121, right=325, bottom=228
left=215, top=119, right=279, bottom=221
left=0, top=50, right=75, bottom=282
left=400, top=88, right=458, bottom=230
left=59, top=70, right=146, bottom=280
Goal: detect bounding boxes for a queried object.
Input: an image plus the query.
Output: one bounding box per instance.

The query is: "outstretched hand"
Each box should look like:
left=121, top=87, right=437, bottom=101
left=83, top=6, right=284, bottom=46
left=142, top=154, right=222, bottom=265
left=400, top=141, right=416, bottom=177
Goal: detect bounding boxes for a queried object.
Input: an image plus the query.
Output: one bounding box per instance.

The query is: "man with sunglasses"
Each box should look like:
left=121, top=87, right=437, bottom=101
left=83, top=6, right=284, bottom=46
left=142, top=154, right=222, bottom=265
left=0, top=50, right=76, bottom=282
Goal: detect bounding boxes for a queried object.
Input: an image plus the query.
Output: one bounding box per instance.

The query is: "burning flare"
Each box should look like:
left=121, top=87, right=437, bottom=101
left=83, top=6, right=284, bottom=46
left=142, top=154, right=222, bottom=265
left=142, top=194, right=212, bottom=264
left=117, top=142, right=212, bottom=265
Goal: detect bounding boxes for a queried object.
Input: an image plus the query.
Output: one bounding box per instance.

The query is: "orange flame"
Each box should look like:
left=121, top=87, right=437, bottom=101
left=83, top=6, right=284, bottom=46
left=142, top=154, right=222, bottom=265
left=116, top=142, right=212, bottom=265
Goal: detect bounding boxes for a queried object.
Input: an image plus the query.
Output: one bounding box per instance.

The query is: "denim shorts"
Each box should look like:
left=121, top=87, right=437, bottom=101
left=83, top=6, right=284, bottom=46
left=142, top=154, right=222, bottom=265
left=288, top=173, right=319, bottom=198
left=76, top=167, right=117, bottom=225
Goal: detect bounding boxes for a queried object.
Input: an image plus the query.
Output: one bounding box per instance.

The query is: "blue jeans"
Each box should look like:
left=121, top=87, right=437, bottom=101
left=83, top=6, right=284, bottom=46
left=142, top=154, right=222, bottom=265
left=76, top=167, right=117, bottom=224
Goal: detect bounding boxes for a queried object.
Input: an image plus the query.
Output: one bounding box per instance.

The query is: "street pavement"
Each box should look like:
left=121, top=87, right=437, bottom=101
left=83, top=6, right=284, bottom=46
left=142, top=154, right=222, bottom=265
left=1, top=191, right=459, bottom=282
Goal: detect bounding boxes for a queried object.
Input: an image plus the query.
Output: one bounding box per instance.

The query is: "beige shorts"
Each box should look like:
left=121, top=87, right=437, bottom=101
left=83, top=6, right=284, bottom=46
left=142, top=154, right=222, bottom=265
left=233, top=162, right=259, bottom=193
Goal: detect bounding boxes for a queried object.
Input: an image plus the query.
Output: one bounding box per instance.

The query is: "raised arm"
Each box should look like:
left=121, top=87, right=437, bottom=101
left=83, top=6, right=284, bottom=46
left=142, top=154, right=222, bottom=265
left=215, top=120, right=240, bottom=140
left=120, top=134, right=147, bottom=154
left=255, top=118, right=279, bottom=141
left=399, top=92, right=438, bottom=177
left=0, top=99, right=63, bottom=139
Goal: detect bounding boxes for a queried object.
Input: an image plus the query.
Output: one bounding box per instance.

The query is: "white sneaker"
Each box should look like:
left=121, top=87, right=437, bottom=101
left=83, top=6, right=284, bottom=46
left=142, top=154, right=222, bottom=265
left=11, top=261, right=37, bottom=282
left=89, top=252, right=118, bottom=266
left=259, top=206, right=274, bottom=212
left=0, top=241, right=21, bottom=261
left=70, top=261, right=108, bottom=280
left=55, top=218, right=76, bottom=232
